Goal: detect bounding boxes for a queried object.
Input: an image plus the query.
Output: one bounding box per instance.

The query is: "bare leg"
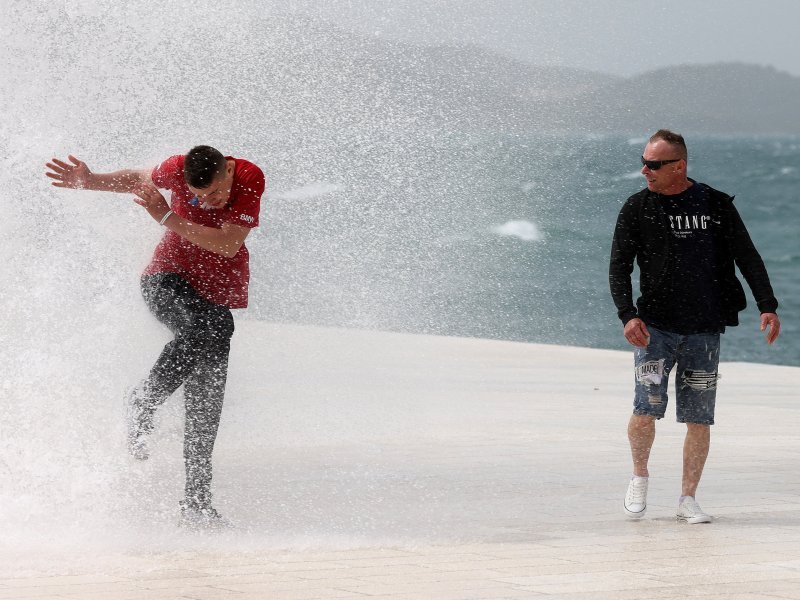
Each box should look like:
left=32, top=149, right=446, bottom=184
left=682, top=423, right=710, bottom=497
left=628, top=415, right=656, bottom=477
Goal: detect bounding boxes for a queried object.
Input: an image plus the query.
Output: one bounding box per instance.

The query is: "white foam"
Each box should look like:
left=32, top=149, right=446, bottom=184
left=491, top=220, right=543, bottom=242
left=272, top=182, right=344, bottom=200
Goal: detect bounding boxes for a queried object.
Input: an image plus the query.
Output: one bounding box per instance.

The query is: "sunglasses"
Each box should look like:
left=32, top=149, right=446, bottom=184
left=641, top=156, right=681, bottom=170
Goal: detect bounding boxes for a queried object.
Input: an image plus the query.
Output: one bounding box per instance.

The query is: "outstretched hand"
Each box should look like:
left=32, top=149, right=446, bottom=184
left=760, top=312, right=780, bottom=345
left=45, top=155, right=91, bottom=189
left=132, top=184, right=171, bottom=223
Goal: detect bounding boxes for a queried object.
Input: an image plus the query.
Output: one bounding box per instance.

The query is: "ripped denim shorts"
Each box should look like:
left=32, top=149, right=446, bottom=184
left=633, top=326, right=721, bottom=425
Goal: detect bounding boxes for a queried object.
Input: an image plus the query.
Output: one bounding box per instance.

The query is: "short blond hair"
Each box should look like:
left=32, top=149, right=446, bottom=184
left=649, top=129, right=687, bottom=161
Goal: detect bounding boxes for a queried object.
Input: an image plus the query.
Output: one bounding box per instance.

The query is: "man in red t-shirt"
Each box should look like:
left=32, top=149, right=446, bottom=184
left=45, top=146, right=265, bottom=527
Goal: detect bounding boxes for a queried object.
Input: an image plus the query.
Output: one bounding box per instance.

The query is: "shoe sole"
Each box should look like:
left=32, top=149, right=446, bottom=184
left=624, top=505, right=647, bottom=519
left=677, top=515, right=712, bottom=524
left=179, top=517, right=234, bottom=530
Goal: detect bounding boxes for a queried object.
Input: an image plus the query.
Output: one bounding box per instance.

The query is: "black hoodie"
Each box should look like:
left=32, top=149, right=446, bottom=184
left=609, top=181, right=778, bottom=329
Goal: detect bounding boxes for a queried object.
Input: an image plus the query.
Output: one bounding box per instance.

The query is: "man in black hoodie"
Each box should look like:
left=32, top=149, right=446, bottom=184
left=609, top=129, right=780, bottom=524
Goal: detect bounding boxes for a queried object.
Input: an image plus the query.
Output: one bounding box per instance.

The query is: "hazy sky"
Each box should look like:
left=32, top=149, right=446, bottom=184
left=293, top=0, right=800, bottom=78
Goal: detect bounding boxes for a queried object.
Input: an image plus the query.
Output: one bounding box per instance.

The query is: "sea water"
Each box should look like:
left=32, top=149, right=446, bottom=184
left=246, top=132, right=799, bottom=367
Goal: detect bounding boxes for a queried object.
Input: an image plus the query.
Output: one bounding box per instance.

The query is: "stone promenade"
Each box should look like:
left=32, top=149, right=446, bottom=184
left=2, top=324, right=798, bottom=599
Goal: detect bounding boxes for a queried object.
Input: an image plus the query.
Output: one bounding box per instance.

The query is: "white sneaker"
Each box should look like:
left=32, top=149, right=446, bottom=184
left=624, top=476, right=648, bottom=518
left=124, top=387, right=150, bottom=460
left=676, top=496, right=712, bottom=524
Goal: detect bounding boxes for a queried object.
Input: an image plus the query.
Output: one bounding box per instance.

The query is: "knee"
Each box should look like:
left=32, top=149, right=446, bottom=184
left=686, top=422, right=710, bottom=432
left=188, top=310, right=234, bottom=347
left=681, top=369, right=720, bottom=392
left=630, top=414, right=656, bottom=429
left=207, top=310, right=234, bottom=342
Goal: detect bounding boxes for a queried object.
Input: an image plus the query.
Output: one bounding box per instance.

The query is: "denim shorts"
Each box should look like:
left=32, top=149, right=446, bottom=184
left=633, top=326, right=721, bottom=425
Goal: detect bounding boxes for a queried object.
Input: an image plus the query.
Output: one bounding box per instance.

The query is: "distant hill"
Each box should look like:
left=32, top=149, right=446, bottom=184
left=233, top=16, right=800, bottom=135
left=39, top=8, right=800, bottom=138
left=570, top=63, right=800, bottom=135
left=214, top=15, right=627, bottom=134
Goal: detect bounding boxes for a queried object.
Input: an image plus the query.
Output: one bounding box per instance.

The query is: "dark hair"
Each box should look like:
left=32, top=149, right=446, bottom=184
left=184, top=145, right=226, bottom=189
left=649, top=129, right=688, bottom=161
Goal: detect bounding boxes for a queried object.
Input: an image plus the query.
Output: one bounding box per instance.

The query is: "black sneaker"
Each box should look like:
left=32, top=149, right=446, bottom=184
left=179, top=500, right=232, bottom=529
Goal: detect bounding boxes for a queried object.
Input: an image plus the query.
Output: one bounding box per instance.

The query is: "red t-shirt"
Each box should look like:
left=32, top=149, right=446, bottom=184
left=143, top=155, right=265, bottom=308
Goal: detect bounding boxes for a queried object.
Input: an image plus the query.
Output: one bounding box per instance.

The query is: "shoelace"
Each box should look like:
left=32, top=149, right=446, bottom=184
left=680, top=498, right=704, bottom=514
left=627, top=479, right=648, bottom=503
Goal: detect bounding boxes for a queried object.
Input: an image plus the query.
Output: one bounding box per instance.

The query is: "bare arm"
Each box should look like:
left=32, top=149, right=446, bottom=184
left=133, top=185, right=251, bottom=258
left=47, top=155, right=250, bottom=257
left=170, top=219, right=252, bottom=258
left=45, top=155, right=151, bottom=193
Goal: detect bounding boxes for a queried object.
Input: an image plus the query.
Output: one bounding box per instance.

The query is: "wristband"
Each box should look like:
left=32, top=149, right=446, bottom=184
left=159, top=210, right=173, bottom=226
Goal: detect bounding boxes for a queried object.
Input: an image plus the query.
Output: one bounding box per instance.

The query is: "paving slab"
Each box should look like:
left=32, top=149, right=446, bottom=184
left=2, top=323, right=799, bottom=599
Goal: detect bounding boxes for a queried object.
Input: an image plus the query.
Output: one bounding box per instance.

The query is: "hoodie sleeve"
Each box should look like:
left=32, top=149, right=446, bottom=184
left=727, top=202, right=779, bottom=314
left=609, top=196, right=641, bottom=324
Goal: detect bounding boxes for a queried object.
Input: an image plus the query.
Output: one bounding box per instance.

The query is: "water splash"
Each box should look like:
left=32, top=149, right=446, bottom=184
left=491, top=219, right=543, bottom=242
